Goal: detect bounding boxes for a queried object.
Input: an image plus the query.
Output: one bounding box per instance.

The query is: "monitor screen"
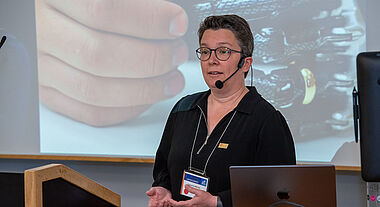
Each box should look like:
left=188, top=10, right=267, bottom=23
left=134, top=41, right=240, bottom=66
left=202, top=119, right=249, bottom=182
left=356, top=51, right=380, bottom=181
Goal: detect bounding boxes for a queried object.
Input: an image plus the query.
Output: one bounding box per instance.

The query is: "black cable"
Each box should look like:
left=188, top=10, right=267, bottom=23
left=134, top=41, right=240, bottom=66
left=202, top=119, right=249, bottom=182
left=250, top=65, right=253, bottom=87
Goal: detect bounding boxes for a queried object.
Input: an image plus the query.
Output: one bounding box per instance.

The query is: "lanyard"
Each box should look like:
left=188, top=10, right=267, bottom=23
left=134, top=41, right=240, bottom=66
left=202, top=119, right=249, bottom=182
left=189, top=105, right=237, bottom=176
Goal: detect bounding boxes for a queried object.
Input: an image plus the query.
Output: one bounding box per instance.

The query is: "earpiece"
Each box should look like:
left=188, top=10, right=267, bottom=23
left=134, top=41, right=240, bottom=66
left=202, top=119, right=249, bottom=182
left=238, top=58, right=245, bottom=69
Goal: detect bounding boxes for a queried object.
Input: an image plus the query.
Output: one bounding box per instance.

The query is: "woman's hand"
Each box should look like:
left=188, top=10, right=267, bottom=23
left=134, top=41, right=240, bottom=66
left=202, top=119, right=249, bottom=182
left=168, top=185, right=218, bottom=207
left=146, top=186, right=172, bottom=207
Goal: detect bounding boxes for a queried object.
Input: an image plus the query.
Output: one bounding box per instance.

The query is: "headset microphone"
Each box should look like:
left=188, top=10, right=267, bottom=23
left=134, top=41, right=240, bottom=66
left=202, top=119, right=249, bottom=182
left=215, top=58, right=245, bottom=89
left=0, top=36, right=6, bottom=49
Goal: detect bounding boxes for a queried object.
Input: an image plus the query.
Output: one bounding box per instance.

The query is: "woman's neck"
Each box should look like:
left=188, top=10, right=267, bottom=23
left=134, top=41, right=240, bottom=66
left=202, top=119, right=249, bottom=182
left=209, top=85, right=248, bottom=105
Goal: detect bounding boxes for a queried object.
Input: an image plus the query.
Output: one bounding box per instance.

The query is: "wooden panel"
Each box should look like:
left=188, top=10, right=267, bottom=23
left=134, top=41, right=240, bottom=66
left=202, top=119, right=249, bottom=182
left=297, top=162, right=361, bottom=172
left=24, top=164, right=121, bottom=207
left=334, top=165, right=361, bottom=171
left=0, top=154, right=154, bottom=163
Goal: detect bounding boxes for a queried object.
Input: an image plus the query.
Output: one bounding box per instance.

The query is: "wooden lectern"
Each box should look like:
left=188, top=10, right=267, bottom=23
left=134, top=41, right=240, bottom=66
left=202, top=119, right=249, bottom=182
left=24, top=164, right=121, bottom=207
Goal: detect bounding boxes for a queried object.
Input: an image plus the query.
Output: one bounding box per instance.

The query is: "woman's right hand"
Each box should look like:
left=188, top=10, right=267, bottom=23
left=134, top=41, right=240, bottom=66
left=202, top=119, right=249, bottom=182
left=146, top=186, right=172, bottom=207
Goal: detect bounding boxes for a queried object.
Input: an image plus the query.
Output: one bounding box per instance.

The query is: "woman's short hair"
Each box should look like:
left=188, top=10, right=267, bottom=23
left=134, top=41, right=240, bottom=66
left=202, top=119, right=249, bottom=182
left=198, top=14, right=254, bottom=59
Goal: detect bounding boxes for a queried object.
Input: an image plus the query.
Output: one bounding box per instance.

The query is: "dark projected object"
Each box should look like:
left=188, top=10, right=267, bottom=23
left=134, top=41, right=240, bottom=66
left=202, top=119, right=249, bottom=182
left=356, top=51, right=380, bottom=182
left=0, top=35, right=6, bottom=49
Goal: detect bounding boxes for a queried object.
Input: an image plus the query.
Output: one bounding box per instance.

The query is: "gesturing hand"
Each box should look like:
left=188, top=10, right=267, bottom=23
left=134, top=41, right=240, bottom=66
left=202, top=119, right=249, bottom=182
left=146, top=186, right=172, bottom=207
left=168, top=185, right=218, bottom=207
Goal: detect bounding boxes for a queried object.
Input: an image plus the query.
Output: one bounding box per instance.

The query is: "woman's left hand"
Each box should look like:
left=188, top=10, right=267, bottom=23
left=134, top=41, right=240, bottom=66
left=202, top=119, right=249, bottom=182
left=168, top=185, right=218, bottom=207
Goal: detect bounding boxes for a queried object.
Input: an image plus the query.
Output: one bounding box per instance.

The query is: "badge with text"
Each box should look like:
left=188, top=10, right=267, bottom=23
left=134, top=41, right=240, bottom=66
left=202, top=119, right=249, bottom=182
left=180, top=170, right=209, bottom=198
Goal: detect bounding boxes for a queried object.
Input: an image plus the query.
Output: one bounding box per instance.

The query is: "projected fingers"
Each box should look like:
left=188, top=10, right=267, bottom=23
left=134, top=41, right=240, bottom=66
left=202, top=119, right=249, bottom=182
left=35, top=0, right=188, bottom=125
left=38, top=53, right=185, bottom=107
left=36, top=0, right=188, bottom=78
left=43, top=0, right=188, bottom=39
left=39, top=86, right=151, bottom=127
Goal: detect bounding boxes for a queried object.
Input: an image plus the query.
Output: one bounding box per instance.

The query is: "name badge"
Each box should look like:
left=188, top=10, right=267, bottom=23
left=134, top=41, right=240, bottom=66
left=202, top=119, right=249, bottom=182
left=218, top=143, right=229, bottom=149
left=180, top=170, right=209, bottom=198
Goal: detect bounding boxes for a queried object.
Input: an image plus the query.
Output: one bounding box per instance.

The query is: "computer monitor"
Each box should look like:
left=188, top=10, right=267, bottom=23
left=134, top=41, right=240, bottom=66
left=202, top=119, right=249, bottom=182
left=230, top=165, right=336, bottom=207
left=356, top=51, right=380, bottom=182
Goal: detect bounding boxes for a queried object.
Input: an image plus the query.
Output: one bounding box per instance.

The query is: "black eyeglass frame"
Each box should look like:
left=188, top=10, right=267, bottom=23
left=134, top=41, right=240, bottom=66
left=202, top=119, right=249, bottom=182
left=195, top=47, right=242, bottom=61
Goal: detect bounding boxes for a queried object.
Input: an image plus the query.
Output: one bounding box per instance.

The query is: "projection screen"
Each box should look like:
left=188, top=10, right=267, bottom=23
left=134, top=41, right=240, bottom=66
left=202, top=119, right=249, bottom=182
left=1, top=0, right=379, bottom=166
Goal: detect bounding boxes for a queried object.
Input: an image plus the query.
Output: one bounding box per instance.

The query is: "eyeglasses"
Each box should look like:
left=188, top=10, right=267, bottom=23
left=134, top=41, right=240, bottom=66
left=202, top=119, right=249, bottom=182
left=196, top=47, right=242, bottom=61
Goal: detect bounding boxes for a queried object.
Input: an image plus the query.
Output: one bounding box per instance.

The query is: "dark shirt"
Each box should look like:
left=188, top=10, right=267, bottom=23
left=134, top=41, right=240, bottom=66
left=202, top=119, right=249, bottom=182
left=152, top=87, right=296, bottom=207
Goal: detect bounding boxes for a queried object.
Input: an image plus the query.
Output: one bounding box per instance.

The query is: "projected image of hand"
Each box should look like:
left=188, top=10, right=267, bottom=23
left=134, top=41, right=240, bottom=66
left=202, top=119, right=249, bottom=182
left=35, top=0, right=188, bottom=126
